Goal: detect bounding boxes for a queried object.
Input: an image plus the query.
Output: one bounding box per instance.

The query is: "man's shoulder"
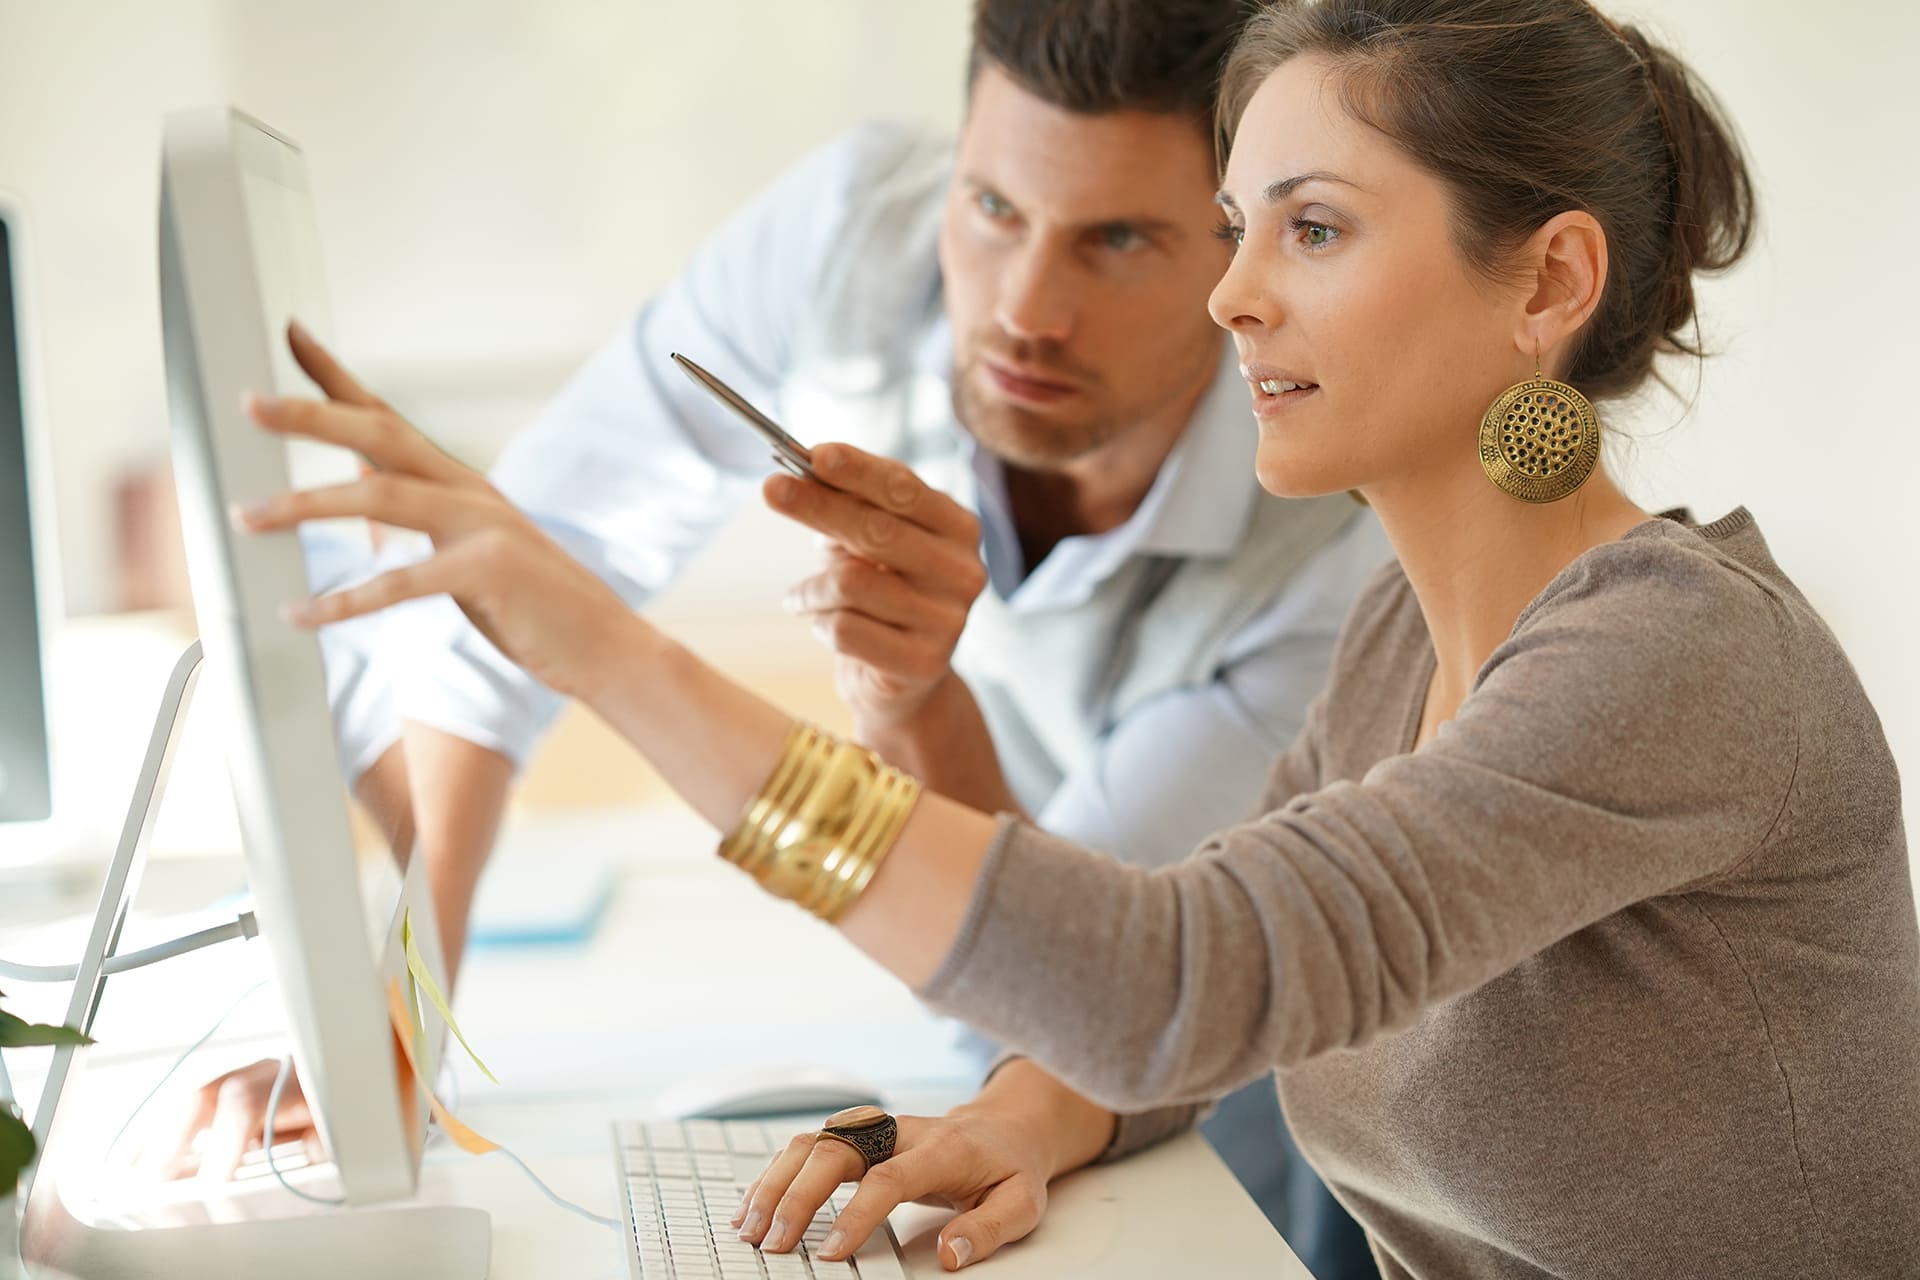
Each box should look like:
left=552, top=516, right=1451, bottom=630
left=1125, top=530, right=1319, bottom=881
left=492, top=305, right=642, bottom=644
left=794, top=119, right=953, bottom=258
left=826, top=119, right=954, bottom=199
left=787, top=120, right=955, bottom=373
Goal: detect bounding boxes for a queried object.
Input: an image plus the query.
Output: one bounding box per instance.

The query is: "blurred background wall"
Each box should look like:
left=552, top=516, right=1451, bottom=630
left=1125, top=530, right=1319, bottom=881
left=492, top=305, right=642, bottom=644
left=0, top=0, right=1913, bottom=868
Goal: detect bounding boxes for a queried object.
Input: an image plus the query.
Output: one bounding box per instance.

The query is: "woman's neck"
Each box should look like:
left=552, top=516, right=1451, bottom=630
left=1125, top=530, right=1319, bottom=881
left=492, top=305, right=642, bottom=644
left=1365, top=458, right=1652, bottom=737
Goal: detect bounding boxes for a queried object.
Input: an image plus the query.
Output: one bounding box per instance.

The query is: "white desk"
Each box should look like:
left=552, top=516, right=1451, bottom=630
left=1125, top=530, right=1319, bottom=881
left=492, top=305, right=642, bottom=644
left=16, top=807, right=1309, bottom=1277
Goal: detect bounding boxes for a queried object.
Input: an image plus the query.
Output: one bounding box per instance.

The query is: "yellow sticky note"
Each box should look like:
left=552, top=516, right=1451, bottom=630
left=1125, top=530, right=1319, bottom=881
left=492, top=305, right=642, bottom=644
left=402, top=909, right=498, bottom=1084
left=386, top=979, right=498, bottom=1156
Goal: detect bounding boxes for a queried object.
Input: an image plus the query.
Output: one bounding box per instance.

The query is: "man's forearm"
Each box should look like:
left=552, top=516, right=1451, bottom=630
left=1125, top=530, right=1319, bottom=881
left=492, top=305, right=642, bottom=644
left=353, top=727, right=515, bottom=988
left=858, top=673, right=1030, bottom=820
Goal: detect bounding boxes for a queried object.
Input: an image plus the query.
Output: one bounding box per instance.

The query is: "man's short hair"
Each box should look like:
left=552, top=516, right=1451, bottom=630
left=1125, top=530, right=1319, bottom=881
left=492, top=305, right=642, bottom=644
left=967, top=0, right=1255, bottom=128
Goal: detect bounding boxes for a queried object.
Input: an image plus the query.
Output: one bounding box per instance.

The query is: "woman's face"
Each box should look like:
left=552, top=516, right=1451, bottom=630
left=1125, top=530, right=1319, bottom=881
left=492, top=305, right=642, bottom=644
left=1209, top=55, right=1531, bottom=500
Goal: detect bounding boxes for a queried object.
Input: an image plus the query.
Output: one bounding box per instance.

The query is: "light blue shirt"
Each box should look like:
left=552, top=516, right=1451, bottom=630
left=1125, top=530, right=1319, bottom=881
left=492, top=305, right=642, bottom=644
left=331, top=121, right=1392, bottom=868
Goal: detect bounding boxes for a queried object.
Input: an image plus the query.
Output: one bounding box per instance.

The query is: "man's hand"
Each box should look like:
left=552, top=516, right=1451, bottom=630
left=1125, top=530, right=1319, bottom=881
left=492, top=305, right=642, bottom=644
left=145, top=1057, right=321, bottom=1184
left=763, top=444, right=987, bottom=735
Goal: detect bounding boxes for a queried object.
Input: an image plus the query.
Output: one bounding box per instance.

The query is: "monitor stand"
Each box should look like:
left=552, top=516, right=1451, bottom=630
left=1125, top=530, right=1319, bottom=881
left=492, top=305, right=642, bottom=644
left=13, top=641, right=490, bottom=1279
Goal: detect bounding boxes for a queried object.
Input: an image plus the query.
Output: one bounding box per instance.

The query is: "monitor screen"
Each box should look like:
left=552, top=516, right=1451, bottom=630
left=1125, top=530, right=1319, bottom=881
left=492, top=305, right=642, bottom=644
left=0, top=212, right=53, bottom=825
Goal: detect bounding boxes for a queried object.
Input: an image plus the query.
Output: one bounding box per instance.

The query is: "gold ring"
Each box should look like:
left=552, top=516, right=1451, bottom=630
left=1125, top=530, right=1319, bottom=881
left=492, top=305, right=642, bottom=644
left=816, top=1105, right=897, bottom=1173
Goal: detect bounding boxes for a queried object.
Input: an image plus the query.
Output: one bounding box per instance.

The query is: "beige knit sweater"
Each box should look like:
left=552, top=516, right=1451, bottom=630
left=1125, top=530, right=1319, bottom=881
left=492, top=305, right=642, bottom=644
left=920, top=509, right=1920, bottom=1278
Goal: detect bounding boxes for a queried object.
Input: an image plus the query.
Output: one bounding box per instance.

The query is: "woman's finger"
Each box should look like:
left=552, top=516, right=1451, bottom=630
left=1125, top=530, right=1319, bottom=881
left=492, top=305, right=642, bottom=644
left=738, top=1132, right=825, bottom=1244
left=285, top=320, right=382, bottom=408
left=285, top=557, right=461, bottom=628
left=243, top=391, right=473, bottom=487
left=809, top=1147, right=938, bottom=1262
left=760, top=1136, right=867, bottom=1253
left=234, top=473, right=489, bottom=543
left=936, top=1175, right=1047, bottom=1271
left=730, top=1176, right=763, bottom=1229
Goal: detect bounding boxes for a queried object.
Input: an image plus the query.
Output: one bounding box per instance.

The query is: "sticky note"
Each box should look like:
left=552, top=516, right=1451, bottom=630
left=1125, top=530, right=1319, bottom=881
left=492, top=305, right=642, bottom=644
left=402, top=909, right=498, bottom=1084
left=386, top=978, right=498, bottom=1156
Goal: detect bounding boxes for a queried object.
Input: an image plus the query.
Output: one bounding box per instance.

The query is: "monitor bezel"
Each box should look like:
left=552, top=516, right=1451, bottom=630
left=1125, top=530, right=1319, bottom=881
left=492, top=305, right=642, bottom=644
left=0, top=190, right=67, bottom=853
left=151, top=105, right=446, bottom=1205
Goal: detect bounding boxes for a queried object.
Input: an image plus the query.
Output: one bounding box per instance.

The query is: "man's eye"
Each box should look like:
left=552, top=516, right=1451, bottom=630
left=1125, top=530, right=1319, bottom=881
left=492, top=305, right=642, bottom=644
left=1098, top=226, right=1147, bottom=253
left=978, top=192, right=1012, bottom=219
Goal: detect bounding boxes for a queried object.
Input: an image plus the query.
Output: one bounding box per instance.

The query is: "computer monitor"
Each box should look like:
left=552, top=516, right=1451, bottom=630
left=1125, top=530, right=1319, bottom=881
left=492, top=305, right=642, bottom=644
left=0, top=195, right=59, bottom=846
left=22, top=107, right=486, bottom=1278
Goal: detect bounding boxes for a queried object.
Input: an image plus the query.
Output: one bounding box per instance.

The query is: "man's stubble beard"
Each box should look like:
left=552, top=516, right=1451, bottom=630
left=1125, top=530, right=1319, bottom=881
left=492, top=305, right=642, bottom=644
left=949, top=360, right=1125, bottom=472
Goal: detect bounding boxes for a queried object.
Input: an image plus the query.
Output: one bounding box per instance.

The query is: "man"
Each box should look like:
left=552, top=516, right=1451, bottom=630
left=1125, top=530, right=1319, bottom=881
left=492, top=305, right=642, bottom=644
left=200, top=3, right=1386, bottom=1274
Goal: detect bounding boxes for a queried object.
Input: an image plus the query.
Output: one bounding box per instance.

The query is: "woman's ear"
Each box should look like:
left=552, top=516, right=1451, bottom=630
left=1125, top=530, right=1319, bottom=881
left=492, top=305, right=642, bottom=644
left=1516, top=210, right=1608, bottom=370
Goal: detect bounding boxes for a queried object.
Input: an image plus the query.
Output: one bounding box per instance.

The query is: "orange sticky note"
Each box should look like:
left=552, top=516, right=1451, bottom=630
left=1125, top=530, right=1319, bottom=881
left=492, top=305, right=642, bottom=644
left=386, top=978, right=498, bottom=1156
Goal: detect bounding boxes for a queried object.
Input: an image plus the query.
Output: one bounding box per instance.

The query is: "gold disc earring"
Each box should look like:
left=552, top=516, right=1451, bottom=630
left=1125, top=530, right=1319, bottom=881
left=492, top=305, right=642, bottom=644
left=1477, top=346, right=1601, bottom=503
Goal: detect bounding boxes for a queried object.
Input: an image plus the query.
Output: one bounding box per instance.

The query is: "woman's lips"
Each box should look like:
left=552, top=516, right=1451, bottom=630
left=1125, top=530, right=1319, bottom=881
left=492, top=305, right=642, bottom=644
left=1238, top=361, right=1318, bottom=418
left=1250, top=381, right=1319, bottom=417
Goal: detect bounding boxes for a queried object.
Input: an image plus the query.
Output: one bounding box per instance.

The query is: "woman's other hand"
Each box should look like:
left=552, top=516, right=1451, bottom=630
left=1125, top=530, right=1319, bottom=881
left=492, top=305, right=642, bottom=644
left=734, top=1060, right=1115, bottom=1271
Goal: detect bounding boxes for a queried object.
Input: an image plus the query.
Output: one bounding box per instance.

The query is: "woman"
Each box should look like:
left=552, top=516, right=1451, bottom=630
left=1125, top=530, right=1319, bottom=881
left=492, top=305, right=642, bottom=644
left=239, top=0, right=1920, bottom=1274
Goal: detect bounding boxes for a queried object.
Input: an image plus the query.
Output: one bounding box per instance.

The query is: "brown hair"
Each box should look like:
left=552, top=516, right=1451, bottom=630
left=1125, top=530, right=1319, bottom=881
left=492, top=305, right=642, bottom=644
left=1217, top=0, right=1756, bottom=400
left=968, top=0, right=1258, bottom=130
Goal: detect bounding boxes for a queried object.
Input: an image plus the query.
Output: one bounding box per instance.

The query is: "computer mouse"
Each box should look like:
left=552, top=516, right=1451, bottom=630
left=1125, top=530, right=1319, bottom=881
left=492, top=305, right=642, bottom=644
left=654, top=1064, right=889, bottom=1120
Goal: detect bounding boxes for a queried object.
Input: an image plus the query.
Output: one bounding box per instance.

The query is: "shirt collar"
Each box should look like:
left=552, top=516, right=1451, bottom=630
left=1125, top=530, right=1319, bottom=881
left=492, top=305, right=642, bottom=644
left=1129, top=337, right=1259, bottom=559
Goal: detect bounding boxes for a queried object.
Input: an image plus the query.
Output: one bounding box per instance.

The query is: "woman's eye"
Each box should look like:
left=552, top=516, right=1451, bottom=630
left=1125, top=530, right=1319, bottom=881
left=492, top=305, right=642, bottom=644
left=1212, top=219, right=1245, bottom=248
left=1293, top=219, right=1337, bottom=249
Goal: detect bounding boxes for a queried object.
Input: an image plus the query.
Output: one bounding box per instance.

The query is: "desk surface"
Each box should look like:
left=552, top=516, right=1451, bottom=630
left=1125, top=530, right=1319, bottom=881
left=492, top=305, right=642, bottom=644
left=18, top=806, right=1309, bottom=1277
left=423, top=1096, right=1306, bottom=1278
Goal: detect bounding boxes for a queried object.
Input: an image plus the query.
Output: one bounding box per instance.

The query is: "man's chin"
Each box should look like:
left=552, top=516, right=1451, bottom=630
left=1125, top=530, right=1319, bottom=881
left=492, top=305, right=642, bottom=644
left=955, top=389, right=1109, bottom=471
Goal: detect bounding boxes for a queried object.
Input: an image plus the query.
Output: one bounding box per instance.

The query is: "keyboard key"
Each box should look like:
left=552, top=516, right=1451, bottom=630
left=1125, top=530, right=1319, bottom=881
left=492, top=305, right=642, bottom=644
left=723, top=1122, right=770, bottom=1156
left=648, top=1121, right=689, bottom=1150
left=618, top=1117, right=908, bottom=1277
left=685, top=1120, right=729, bottom=1152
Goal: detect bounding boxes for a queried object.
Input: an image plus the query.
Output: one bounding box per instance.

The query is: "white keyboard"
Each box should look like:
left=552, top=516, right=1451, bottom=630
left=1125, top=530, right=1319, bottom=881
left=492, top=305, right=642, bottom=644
left=613, top=1118, right=910, bottom=1280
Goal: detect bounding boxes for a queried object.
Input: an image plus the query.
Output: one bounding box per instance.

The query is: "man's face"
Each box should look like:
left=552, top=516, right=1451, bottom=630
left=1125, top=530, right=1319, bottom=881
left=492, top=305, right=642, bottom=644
left=939, top=66, right=1232, bottom=470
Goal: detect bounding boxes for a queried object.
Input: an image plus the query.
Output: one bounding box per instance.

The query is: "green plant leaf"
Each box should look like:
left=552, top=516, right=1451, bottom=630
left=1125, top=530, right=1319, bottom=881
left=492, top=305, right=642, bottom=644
left=0, top=1010, right=93, bottom=1048
left=0, top=1106, right=33, bottom=1191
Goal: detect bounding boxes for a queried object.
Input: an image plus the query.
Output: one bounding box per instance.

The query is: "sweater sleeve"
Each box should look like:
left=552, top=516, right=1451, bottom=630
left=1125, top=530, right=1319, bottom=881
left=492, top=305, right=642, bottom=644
left=915, top=535, right=1799, bottom=1113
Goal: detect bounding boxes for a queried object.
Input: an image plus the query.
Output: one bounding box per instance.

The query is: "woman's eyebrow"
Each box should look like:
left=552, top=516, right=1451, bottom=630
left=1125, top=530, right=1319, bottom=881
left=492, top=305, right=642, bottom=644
left=1216, top=170, right=1363, bottom=212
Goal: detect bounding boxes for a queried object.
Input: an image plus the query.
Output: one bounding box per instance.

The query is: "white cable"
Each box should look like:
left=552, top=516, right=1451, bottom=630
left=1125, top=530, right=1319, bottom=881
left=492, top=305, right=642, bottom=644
left=264, top=1053, right=343, bottom=1206
left=70, top=924, right=617, bottom=1231
left=265, top=1033, right=612, bottom=1228
left=105, top=978, right=271, bottom=1171
left=485, top=1145, right=621, bottom=1231
left=0, top=912, right=259, bottom=983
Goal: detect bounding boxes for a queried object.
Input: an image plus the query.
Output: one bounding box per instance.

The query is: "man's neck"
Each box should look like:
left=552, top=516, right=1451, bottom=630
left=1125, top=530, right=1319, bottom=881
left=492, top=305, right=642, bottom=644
left=1001, top=374, right=1212, bottom=576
